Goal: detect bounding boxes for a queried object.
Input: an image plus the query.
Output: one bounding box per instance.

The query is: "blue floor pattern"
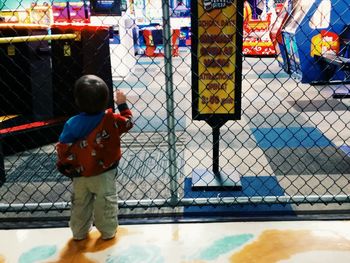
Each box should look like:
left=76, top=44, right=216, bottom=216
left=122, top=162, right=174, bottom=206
left=252, top=126, right=350, bottom=175
left=252, top=127, right=333, bottom=149
left=184, top=176, right=294, bottom=216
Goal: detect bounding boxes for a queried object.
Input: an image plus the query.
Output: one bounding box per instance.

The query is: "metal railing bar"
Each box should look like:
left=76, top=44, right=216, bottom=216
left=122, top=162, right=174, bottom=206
left=0, top=34, right=77, bottom=44
left=1, top=194, right=349, bottom=213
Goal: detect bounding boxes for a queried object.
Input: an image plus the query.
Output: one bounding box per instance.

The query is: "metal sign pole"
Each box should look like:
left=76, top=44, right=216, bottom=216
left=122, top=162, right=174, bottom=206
left=191, top=0, right=244, bottom=190
left=0, top=140, right=4, bottom=187
left=212, top=124, right=220, bottom=175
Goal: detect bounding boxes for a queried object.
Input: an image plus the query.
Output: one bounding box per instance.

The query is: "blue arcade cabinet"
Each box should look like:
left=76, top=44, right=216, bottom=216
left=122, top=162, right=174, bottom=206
left=281, top=0, right=350, bottom=83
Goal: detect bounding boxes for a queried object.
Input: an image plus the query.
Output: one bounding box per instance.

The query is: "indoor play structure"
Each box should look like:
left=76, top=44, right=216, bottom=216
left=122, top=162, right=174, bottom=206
left=280, top=0, right=350, bottom=83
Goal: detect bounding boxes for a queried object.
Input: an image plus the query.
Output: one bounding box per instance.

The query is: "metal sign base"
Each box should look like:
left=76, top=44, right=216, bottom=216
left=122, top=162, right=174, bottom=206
left=333, top=93, right=350, bottom=99
left=333, top=84, right=350, bottom=99
left=191, top=169, right=242, bottom=191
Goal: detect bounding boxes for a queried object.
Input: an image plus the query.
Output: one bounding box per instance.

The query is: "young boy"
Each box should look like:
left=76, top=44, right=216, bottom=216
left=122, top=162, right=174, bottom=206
left=56, top=74, right=133, bottom=240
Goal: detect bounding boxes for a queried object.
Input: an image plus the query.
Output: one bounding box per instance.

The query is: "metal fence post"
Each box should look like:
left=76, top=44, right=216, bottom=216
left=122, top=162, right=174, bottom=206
left=0, top=139, right=4, bottom=186
left=162, top=0, right=178, bottom=205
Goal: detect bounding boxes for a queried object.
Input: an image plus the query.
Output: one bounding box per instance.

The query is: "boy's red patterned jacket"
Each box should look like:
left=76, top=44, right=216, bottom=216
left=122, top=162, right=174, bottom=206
left=56, top=108, right=133, bottom=177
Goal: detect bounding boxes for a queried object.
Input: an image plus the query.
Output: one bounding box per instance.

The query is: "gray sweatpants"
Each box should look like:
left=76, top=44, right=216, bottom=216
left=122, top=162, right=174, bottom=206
left=70, top=169, right=118, bottom=239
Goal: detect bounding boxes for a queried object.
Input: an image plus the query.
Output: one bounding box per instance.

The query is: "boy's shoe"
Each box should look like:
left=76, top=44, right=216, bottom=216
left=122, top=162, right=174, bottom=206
left=101, top=234, right=115, bottom=240
left=73, top=226, right=93, bottom=241
left=101, top=231, right=116, bottom=240
left=73, top=236, right=87, bottom=241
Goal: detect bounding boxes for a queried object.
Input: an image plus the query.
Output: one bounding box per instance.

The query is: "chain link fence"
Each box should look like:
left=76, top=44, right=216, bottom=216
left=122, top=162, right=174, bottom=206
left=0, top=0, right=350, bottom=223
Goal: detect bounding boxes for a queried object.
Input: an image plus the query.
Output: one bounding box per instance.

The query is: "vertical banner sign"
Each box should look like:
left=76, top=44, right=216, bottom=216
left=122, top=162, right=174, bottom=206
left=192, top=0, right=243, bottom=123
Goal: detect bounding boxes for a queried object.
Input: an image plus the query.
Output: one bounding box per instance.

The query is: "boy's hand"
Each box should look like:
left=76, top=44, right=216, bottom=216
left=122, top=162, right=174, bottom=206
left=114, top=90, right=126, bottom=105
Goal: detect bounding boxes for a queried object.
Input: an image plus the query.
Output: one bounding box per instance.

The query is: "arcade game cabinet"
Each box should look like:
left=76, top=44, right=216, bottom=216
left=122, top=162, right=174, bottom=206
left=52, top=1, right=90, bottom=23
left=0, top=24, right=55, bottom=185
left=90, top=0, right=122, bottom=16
left=0, top=24, right=52, bottom=119
left=50, top=23, right=113, bottom=116
left=51, top=2, right=112, bottom=116
left=281, top=0, right=350, bottom=83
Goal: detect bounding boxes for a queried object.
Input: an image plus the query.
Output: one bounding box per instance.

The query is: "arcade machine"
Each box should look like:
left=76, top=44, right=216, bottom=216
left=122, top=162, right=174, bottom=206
left=0, top=23, right=58, bottom=185
left=142, top=26, right=180, bottom=57
left=52, top=0, right=90, bottom=24
left=52, top=1, right=70, bottom=23
left=51, top=1, right=113, bottom=116
left=134, top=0, right=163, bottom=56
left=281, top=0, right=350, bottom=83
left=242, top=0, right=277, bottom=56
left=70, top=1, right=91, bottom=23
left=269, top=0, right=296, bottom=73
left=90, top=0, right=123, bottom=17
left=0, top=23, right=53, bottom=130
left=131, top=0, right=184, bottom=56
left=0, top=2, right=112, bottom=185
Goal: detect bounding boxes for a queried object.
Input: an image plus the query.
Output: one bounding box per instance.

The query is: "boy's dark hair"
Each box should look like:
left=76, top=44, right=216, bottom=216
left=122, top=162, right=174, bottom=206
left=74, top=75, right=109, bottom=114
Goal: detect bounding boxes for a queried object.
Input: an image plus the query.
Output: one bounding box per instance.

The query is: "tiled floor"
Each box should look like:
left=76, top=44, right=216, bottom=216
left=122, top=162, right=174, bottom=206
left=1, top=220, right=350, bottom=262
